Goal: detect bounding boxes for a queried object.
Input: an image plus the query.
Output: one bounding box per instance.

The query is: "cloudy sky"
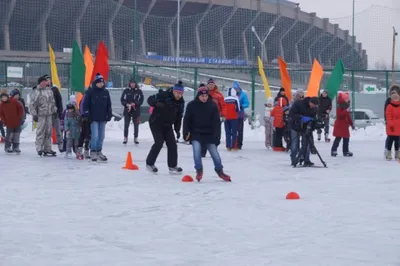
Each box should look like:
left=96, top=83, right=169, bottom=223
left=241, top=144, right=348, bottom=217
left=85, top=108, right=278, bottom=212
left=297, top=0, right=400, bottom=69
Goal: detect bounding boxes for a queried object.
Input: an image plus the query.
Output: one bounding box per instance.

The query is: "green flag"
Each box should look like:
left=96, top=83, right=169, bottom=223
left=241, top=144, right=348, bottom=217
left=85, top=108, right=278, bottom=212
left=70, top=41, right=86, bottom=93
left=326, top=59, right=345, bottom=100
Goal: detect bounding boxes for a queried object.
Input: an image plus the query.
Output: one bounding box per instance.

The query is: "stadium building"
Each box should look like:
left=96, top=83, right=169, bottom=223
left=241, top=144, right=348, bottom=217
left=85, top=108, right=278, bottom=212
left=0, top=0, right=366, bottom=69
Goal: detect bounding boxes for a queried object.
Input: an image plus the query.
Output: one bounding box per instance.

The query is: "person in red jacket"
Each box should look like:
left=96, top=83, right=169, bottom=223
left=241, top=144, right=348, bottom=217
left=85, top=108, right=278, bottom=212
left=270, top=98, right=286, bottom=151
left=385, top=86, right=400, bottom=160
left=0, top=91, right=24, bottom=153
left=331, top=92, right=354, bottom=157
left=224, top=88, right=240, bottom=150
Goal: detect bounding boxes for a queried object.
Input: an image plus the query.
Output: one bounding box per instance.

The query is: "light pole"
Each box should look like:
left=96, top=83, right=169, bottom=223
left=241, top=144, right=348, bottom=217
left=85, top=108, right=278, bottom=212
left=351, top=0, right=355, bottom=120
left=176, top=0, right=181, bottom=81
left=251, top=25, right=275, bottom=62
left=391, top=27, right=398, bottom=85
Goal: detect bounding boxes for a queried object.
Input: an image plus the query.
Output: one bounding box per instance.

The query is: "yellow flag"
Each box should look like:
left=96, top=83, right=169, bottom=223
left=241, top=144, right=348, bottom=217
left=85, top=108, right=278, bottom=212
left=48, top=44, right=61, bottom=91
left=257, top=56, right=271, bottom=99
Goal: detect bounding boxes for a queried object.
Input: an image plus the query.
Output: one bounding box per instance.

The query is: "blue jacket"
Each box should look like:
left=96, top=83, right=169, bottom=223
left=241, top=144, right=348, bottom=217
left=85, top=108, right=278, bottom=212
left=83, top=83, right=112, bottom=122
left=237, top=89, right=249, bottom=118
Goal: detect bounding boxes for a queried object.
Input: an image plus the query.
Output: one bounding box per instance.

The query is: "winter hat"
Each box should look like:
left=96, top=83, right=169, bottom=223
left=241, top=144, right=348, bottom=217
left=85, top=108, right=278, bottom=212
left=232, top=81, right=241, bottom=90
left=309, top=97, right=319, bottom=105
left=10, top=89, right=20, bottom=97
left=129, top=78, right=136, bottom=83
left=279, top=87, right=285, bottom=93
left=0, top=89, right=8, bottom=98
left=93, top=73, right=104, bottom=84
left=37, top=74, right=49, bottom=84
left=197, top=84, right=209, bottom=96
left=266, top=97, right=274, bottom=105
left=227, top=87, right=237, bottom=97
left=294, top=88, right=304, bottom=97
left=207, top=78, right=215, bottom=85
left=173, top=80, right=184, bottom=93
left=69, top=94, right=76, bottom=104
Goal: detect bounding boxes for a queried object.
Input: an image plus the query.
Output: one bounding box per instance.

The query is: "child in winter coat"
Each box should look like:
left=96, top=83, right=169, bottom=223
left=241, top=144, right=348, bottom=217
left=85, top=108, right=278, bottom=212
left=385, top=86, right=400, bottom=160
left=0, top=91, right=24, bottom=153
left=9, top=89, right=27, bottom=127
left=270, top=98, right=286, bottom=151
left=331, top=92, right=354, bottom=157
left=64, top=101, right=81, bottom=159
left=264, top=97, right=274, bottom=149
left=224, top=88, right=241, bottom=150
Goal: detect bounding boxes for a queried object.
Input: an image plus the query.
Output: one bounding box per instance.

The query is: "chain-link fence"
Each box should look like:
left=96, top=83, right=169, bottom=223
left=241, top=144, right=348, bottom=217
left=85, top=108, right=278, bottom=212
left=0, top=60, right=398, bottom=124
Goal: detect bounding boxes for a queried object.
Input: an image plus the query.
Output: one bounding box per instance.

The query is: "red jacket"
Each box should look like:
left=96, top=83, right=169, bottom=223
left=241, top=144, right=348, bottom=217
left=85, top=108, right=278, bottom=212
left=0, top=99, right=24, bottom=129
left=271, top=106, right=284, bottom=128
left=385, top=100, right=400, bottom=136
left=209, top=87, right=227, bottom=117
left=333, top=107, right=353, bottom=138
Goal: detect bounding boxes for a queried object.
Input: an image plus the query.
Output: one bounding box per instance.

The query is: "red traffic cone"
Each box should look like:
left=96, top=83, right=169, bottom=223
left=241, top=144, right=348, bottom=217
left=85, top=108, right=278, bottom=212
left=122, top=152, right=139, bottom=170
left=182, top=175, right=194, bottom=182
left=286, top=192, right=300, bottom=200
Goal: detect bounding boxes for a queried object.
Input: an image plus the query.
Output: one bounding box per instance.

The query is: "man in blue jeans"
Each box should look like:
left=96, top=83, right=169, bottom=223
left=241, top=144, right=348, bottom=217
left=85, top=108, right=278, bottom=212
left=289, top=96, right=319, bottom=167
left=83, top=73, right=112, bottom=162
left=183, top=84, right=231, bottom=182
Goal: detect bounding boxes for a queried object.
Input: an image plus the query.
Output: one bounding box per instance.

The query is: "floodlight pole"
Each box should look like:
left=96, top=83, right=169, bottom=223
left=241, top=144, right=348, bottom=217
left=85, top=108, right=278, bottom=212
left=176, top=0, right=181, bottom=81
left=251, top=26, right=274, bottom=62
left=391, top=27, right=398, bottom=85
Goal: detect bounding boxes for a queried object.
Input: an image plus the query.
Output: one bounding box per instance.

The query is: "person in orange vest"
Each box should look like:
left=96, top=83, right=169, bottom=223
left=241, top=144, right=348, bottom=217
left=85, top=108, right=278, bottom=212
left=270, top=98, right=286, bottom=151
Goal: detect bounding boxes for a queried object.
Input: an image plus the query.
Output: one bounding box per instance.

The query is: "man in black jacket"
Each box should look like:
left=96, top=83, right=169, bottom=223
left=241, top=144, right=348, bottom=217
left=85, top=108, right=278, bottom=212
left=145, top=82, right=185, bottom=174
left=289, top=96, right=319, bottom=166
left=317, top=89, right=332, bottom=142
left=39, top=74, right=64, bottom=152
left=183, top=84, right=231, bottom=182
left=83, top=74, right=112, bottom=162
left=120, top=78, right=144, bottom=145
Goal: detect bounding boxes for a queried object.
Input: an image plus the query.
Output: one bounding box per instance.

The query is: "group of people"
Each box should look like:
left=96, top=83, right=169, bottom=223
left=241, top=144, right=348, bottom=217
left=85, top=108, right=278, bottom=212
left=263, top=84, right=400, bottom=166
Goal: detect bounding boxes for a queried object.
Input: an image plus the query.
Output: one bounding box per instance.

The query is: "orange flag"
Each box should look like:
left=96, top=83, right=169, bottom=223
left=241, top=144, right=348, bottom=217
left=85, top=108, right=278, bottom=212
left=84, top=45, right=94, bottom=88
left=278, top=56, right=292, bottom=101
left=306, top=59, right=324, bottom=97
left=91, top=41, right=109, bottom=82
left=76, top=92, right=83, bottom=109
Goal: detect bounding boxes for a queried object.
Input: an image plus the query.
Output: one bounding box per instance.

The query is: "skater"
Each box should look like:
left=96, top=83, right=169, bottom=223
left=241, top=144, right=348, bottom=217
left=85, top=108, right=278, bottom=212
left=77, top=89, right=91, bottom=159
left=145, top=81, right=185, bottom=173
left=274, top=87, right=290, bottom=107
left=0, top=89, right=6, bottom=142
left=29, top=75, right=58, bottom=156
left=64, top=102, right=81, bottom=159
left=384, top=85, right=398, bottom=156
left=120, top=78, right=144, bottom=145
left=317, top=89, right=332, bottom=142
left=385, top=86, right=400, bottom=160
left=83, top=74, right=112, bottom=162
left=232, top=81, right=249, bottom=149
left=271, top=98, right=287, bottom=151
left=224, top=88, right=240, bottom=151
left=331, top=92, right=354, bottom=157
left=264, top=97, right=274, bottom=149
left=9, top=89, right=27, bottom=127
left=289, top=96, right=319, bottom=166
left=0, top=91, right=24, bottom=153
left=289, top=88, right=305, bottom=107
left=183, top=85, right=231, bottom=182
left=282, top=105, right=291, bottom=152
left=201, top=78, right=226, bottom=156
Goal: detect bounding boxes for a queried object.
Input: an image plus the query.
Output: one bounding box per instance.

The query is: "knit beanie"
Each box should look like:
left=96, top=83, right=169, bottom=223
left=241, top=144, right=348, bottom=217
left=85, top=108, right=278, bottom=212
left=93, top=73, right=104, bottom=84
left=173, top=81, right=184, bottom=93
left=207, top=78, right=215, bottom=85
left=197, top=83, right=209, bottom=97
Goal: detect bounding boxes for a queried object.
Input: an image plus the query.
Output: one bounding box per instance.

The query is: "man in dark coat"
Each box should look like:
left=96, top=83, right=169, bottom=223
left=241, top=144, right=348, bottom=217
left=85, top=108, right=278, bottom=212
left=317, top=89, right=332, bottom=142
left=120, top=78, right=144, bottom=145
left=83, top=73, right=112, bottom=162
left=183, top=84, right=231, bottom=182
left=145, top=81, right=185, bottom=174
left=289, top=96, right=319, bottom=166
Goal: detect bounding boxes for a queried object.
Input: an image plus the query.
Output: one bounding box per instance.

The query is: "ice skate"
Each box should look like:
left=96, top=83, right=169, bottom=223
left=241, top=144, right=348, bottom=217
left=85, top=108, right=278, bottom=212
left=134, top=137, right=139, bottom=145
left=97, top=151, right=108, bottom=162
left=123, top=137, right=127, bottom=145
left=65, top=152, right=72, bottom=159
left=331, top=150, right=338, bottom=157
left=395, top=150, right=400, bottom=160
left=216, top=169, right=231, bottom=182
left=4, top=147, right=13, bottom=154
left=386, top=151, right=393, bottom=161
left=317, top=133, right=321, bottom=141
left=44, top=150, right=57, bottom=157
left=324, top=133, right=331, bottom=143
left=169, top=166, right=183, bottom=175
left=343, top=151, right=353, bottom=157
left=196, top=169, right=203, bottom=182
left=84, top=149, right=90, bottom=159
left=90, top=151, right=98, bottom=162
left=146, top=164, right=158, bottom=173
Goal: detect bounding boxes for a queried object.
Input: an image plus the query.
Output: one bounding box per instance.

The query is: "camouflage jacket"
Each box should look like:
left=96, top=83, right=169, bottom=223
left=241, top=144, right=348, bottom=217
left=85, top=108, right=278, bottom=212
left=29, top=85, right=57, bottom=116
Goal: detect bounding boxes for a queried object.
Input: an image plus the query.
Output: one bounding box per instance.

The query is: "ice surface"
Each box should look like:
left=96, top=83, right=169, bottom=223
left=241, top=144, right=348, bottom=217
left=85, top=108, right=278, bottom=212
left=1, top=120, right=400, bottom=266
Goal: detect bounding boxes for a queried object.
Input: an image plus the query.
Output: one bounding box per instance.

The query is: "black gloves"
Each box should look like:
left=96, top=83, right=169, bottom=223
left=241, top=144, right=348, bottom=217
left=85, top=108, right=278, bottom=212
left=33, top=115, right=38, bottom=122
left=215, top=137, right=220, bottom=146
left=176, top=131, right=181, bottom=140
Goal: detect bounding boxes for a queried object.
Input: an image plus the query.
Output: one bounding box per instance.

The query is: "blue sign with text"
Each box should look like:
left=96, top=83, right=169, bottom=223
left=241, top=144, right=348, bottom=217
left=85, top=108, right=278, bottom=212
left=144, top=55, right=247, bottom=66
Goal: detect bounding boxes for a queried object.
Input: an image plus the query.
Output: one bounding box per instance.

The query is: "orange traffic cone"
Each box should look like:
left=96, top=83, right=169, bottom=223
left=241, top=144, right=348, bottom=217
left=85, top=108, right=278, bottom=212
left=286, top=192, right=300, bottom=200
left=52, top=128, right=57, bottom=144
left=182, top=175, right=194, bottom=182
left=122, top=152, right=139, bottom=170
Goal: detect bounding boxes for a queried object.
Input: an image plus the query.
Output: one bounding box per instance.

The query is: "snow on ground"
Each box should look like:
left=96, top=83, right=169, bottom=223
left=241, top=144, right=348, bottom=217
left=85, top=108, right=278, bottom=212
left=1, top=121, right=400, bottom=266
